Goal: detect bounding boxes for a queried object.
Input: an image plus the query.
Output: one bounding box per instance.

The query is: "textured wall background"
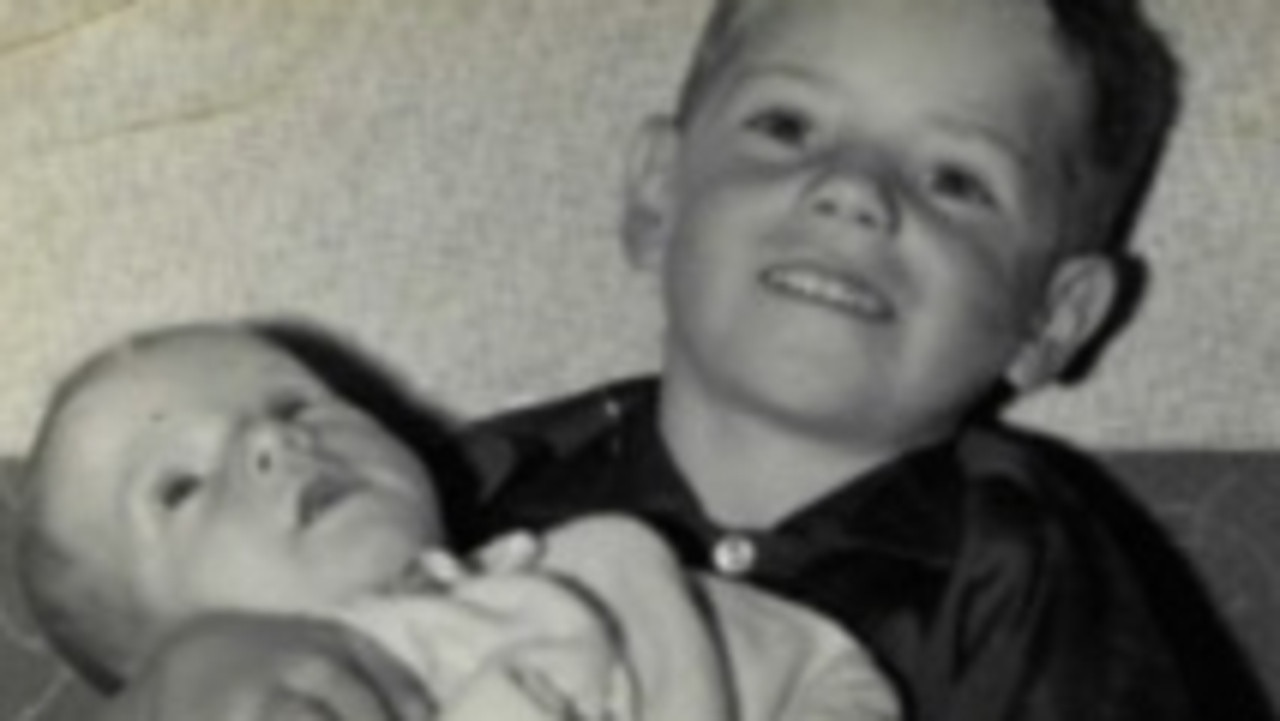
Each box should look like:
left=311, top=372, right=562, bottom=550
left=0, top=0, right=1276, bottom=456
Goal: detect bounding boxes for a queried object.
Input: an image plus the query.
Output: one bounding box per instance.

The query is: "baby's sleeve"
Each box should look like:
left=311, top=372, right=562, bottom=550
left=337, top=547, right=639, bottom=720
left=698, top=575, right=901, bottom=721
left=333, top=592, right=503, bottom=706
left=541, top=515, right=734, bottom=721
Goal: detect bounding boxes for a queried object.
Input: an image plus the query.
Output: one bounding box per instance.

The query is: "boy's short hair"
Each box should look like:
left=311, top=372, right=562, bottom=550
left=675, top=0, right=1183, bottom=254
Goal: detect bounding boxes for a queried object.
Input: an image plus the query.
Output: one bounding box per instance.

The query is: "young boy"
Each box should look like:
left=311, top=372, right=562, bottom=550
left=463, top=0, right=1192, bottom=719
left=16, top=325, right=900, bottom=721
left=88, top=0, right=1194, bottom=719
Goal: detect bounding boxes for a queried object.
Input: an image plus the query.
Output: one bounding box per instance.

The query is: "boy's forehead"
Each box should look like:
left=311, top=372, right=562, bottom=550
left=736, top=0, right=1063, bottom=60
left=707, top=0, right=1088, bottom=155
left=715, top=0, right=1074, bottom=86
left=733, top=0, right=1057, bottom=25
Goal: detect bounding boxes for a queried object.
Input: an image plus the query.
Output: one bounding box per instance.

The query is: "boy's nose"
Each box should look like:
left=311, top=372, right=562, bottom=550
left=804, top=161, right=898, bottom=236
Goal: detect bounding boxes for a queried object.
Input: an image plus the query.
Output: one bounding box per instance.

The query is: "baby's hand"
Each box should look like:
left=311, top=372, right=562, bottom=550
left=99, top=613, right=432, bottom=721
left=472, top=529, right=543, bottom=574
left=399, top=530, right=544, bottom=592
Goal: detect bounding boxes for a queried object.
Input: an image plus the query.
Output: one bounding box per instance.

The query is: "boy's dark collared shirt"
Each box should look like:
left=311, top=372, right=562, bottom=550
left=460, top=378, right=1193, bottom=721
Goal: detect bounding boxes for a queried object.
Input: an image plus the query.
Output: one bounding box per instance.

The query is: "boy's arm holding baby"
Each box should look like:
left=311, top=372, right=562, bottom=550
left=95, top=612, right=431, bottom=721
left=83, top=537, right=595, bottom=721
left=89, top=522, right=732, bottom=721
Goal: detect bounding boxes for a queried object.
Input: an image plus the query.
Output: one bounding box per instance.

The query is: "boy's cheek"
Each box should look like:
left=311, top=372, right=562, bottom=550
left=905, top=233, right=1038, bottom=341
left=682, top=175, right=793, bottom=238
left=679, top=136, right=784, bottom=193
left=916, top=211, right=1037, bottom=287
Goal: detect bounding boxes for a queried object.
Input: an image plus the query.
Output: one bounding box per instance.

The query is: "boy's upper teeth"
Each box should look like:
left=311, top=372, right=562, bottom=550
left=762, top=265, right=893, bottom=319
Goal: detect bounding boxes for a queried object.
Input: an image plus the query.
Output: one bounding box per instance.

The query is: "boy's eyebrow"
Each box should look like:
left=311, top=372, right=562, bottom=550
left=708, top=63, right=836, bottom=119
left=927, top=115, right=1031, bottom=171
left=727, top=63, right=836, bottom=94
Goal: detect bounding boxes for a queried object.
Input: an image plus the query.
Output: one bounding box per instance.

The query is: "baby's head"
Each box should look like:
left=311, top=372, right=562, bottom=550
left=622, top=0, right=1180, bottom=453
left=17, top=325, right=442, bottom=689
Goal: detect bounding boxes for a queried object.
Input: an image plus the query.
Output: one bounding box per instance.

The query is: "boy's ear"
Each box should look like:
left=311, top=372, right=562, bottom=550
left=1006, top=255, right=1119, bottom=392
left=621, top=115, right=681, bottom=270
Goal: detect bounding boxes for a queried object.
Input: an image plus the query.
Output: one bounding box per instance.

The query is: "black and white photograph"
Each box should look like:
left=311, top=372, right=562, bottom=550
left=0, top=1, right=1277, bottom=719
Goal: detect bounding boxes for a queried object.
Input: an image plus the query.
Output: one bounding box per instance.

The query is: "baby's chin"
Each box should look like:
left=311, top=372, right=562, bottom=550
left=311, top=525, right=442, bottom=598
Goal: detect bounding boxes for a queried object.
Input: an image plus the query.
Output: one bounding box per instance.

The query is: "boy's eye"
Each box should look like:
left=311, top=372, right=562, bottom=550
left=157, top=473, right=204, bottom=511
left=744, top=108, right=813, bottom=147
left=928, top=164, right=999, bottom=209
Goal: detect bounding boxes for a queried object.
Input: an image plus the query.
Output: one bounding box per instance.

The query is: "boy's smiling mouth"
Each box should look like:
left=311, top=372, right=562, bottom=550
left=760, top=262, right=895, bottom=321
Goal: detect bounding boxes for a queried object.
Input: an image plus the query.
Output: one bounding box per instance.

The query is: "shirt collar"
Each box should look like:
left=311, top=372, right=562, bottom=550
left=603, top=382, right=964, bottom=573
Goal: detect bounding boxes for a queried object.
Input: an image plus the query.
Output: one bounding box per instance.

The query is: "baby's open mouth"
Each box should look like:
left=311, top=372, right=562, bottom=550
left=297, top=473, right=360, bottom=527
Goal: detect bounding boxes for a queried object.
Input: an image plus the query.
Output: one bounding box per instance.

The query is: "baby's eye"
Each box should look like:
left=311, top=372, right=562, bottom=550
left=928, top=164, right=999, bottom=209
left=267, top=392, right=310, bottom=421
left=157, top=473, right=204, bottom=511
left=744, top=107, right=813, bottom=147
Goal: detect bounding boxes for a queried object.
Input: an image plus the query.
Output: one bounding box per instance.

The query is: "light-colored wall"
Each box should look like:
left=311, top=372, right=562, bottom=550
left=0, top=0, right=1276, bottom=456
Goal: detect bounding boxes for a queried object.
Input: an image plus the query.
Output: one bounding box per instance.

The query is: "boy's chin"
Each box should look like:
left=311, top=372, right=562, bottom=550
left=717, top=379, right=954, bottom=450
left=721, top=370, right=883, bottom=425
left=720, top=387, right=878, bottom=441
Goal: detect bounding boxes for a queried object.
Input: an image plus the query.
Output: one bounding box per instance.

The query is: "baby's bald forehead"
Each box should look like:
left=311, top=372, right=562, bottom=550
left=33, top=328, right=321, bottom=517
left=70, top=329, right=318, bottom=420
left=96, top=328, right=310, bottom=389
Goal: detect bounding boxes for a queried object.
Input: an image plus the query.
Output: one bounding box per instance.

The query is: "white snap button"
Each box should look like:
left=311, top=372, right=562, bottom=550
left=713, top=534, right=757, bottom=576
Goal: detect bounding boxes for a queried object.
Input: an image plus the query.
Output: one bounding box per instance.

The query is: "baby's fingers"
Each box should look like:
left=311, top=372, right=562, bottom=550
left=419, top=548, right=471, bottom=586
left=473, top=530, right=542, bottom=574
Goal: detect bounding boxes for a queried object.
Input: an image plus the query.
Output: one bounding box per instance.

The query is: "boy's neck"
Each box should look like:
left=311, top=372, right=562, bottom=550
left=656, top=381, right=904, bottom=529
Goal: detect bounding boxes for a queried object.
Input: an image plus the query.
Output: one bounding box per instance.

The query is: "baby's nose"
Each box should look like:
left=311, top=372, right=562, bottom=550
left=242, top=419, right=316, bottom=482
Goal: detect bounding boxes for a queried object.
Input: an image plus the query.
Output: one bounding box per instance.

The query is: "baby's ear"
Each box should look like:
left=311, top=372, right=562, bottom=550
left=621, top=115, right=680, bottom=271
left=1006, top=255, right=1118, bottom=392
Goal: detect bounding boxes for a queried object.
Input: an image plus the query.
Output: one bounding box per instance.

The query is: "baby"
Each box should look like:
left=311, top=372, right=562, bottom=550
left=15, top=324, right=900, bottom=721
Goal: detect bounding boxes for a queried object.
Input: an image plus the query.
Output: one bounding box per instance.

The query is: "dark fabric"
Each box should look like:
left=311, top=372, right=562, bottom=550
left=462, top=378, right=1200, bottom=721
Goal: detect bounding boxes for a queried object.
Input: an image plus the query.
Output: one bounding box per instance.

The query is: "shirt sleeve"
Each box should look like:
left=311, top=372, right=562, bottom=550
left=897, top=471, right=1193, bottom=721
